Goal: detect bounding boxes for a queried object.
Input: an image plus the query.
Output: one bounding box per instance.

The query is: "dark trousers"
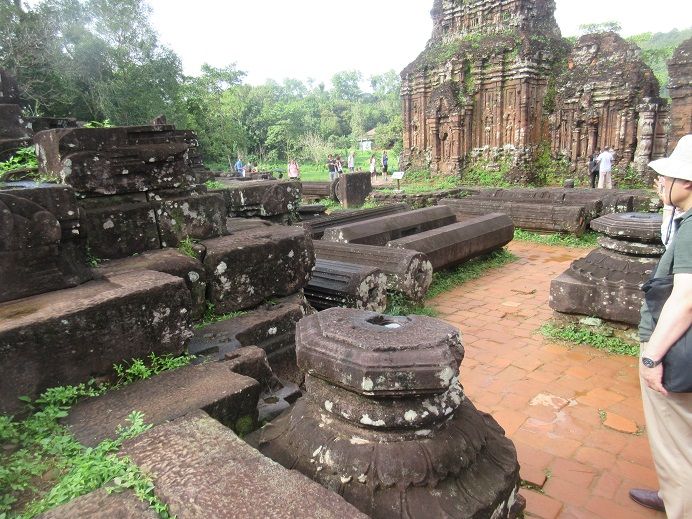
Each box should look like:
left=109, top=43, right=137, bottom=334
left=590, top=171, right=598, bottom=188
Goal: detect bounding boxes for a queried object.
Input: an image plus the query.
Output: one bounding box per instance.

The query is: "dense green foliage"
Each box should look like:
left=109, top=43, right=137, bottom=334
left=0, top=0, right=402, bottom=169
left=0, top=353, right=194, bottom=518
left=627, top=27, right=692, bottom=97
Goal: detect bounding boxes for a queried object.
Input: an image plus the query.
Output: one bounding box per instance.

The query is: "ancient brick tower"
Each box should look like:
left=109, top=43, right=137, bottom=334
left=401, top=0, right=567, bottom=177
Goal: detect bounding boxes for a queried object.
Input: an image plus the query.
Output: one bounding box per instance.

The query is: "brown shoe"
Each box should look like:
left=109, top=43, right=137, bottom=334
left=629, top=488, right=665, bottom=512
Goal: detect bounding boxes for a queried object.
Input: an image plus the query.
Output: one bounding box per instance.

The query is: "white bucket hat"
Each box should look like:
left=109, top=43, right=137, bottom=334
left=648, top=134, right=692, bottom=181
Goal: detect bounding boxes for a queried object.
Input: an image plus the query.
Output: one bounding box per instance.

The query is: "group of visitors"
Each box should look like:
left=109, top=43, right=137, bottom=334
left=369, top=151, right=389, bottom=181
left=587, top=147, right=616, bottom=189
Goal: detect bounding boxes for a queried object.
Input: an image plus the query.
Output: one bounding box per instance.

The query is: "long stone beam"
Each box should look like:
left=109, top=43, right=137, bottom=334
left=313, top=240, right=432, bottom=301
left=302, top=203, right=409, bottom=239
left=305, top=259, right=387, bottom=312
left=387, top=214, right=514, bottom=270
left=439, top=198, right=587, bottom=235
left=322, top=206, right=456, bottom=246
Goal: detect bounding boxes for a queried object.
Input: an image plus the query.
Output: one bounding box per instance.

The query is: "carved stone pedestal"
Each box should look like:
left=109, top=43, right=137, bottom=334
left=549, top=212, right=664, bottom=324
left=251, top=308, right=524, bottom=519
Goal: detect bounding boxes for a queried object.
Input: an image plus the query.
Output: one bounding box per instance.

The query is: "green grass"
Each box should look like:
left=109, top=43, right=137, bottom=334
left=426, top=249, right=518, bottom=299
left=376, top=169, right=462, bottom=194
left=385, top=249, right=518, bottom=316
left=541, top=323, right=639, bottom=357
left=194, top=302, right=248, bottom=329
left=177, top=236, right=198, bottom=259
left=0, top=352, right=194, bottom=518
left=514, top=228, right=599, bottom=248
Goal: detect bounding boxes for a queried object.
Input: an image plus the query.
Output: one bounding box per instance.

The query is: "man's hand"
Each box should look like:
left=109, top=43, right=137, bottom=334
left=640, top=362, right=668, bottom=396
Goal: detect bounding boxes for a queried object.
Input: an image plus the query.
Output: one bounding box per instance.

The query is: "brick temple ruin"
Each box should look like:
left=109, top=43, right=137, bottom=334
left=401, top=0, right=692, bottom=182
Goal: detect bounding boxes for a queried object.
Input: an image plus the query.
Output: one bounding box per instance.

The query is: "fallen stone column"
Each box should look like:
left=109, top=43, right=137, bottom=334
left=202, top=226, right=315, bottom=313
left=0, top=270, right=192, bottom=414
left=388, top=213, right=514, bottom=270
left=313, top=240, right=432, bottom=301
left=302, top=203, right=409, bottom=239
left=304, top=259, right=387, bottom=312
left=322, top=205, right=456, bottom=245
left=440, top=198, right=587, bottom=235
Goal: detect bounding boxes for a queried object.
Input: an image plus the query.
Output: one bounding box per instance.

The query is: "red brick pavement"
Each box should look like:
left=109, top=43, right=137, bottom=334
left=430, top=241, right=665, bottom=519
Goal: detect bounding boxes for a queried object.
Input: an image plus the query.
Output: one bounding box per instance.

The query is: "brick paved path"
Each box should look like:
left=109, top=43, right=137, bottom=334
left=430, top=241, right=665, bottom=519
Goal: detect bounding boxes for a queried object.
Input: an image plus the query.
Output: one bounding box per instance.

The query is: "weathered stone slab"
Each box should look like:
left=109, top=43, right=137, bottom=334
left=189, top=293, right=311, bottom=362
left=549, top=248, right=658, bottom=324
left=225, top=217, right=272, bottom=233
left=0, top=103, right=32, bottom=161
left=79, top=193, right=160, bottom=259
left=305, top=259, right=387, bottom=312
left=440, top=197, right=587, bottom=235
left=388, top=213, right=514, bottom=270
left=202, top=226, right=315, bottom=313
left=313, top=240, right=432, bottom=301
left=322, top=205, right=457, bottom=246
left=148, top=189, right=227, bottom=247
left=211, top=179, right=301, bottom=219
left=34, top=126, right=191, bottom=195
left=0, top=186, right=92, bottom=303
left=27, top=116, right=77, bottom=133
left=96, top=249, right=207, bottom=320
left=36, top=488, right=159, bottom=519
left=333, top=172, right=371, bottom=208
left=302, top=203, right=409, bottom=239
left=590, top=212, right=662, bottom=243
left=0, top=270, right=191, bottom=414
left=301, top=181, right=335, bottom=200
left=121, top=410, right=368, bottom=519
left=65, top=359, right=260, bottom=447
left=0, top=181, right=82, bottom=240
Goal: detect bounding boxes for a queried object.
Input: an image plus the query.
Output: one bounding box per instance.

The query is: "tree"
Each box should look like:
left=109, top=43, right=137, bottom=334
left=331, top=70, right=362, bottom=102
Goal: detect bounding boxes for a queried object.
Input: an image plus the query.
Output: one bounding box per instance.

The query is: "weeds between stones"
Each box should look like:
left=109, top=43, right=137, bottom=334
left=385, top=249, right=518, bottom=316
left=513, top=228, right=599, bottom=248
left=540, top=322, right=639, bottom=356
left=0, top=353, right=194, bottom=518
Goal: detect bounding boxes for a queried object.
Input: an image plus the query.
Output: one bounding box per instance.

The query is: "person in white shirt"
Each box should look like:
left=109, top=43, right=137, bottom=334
left=596, top=147, right=615, bottom=189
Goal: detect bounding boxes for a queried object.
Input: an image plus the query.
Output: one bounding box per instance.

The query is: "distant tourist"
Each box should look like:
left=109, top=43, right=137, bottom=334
left=588, top=150, right=599, bottom=188
left=288, top=159, right=300, bottom=180
left=347, top=151, right=355, bottom=172
left=596, top=147, right=615, bottom=189
left=235, top=156, right=245, bottom=177
left=381, top=151, right=389, bottom=180
left=335, top=155, right=344, bottom=176
left=369, top=154, right=377, bottom=179
left=326, top=154, right=337, bottom=181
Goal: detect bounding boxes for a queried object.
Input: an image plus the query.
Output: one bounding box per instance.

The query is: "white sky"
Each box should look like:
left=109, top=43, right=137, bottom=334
left=147, top=0, right=689, bottom=86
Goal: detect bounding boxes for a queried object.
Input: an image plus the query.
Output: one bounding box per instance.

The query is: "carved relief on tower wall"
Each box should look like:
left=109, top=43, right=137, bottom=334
left=668, top=37, right=692, bottom=151
left=550, top=32, right=666, bottom=179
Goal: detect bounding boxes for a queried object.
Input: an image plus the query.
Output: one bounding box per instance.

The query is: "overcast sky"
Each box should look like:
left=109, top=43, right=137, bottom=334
left=146, top=0, right=690, bottom=86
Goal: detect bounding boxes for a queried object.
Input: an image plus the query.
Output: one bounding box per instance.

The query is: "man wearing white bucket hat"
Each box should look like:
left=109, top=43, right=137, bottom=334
left=629, top=134, right=692, bottom=517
